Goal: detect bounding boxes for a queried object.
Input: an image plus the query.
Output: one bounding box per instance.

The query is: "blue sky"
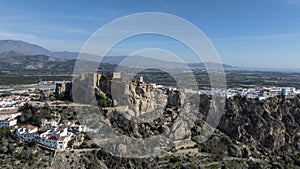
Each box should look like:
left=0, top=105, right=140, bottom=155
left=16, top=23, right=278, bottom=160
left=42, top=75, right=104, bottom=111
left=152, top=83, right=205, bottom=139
left=0, top=0, right=300, bottom=68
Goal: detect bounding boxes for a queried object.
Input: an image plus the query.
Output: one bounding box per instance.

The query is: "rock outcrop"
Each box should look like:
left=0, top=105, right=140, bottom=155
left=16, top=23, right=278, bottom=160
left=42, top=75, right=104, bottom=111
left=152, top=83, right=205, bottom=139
left=218, top=96, right=300, bottom=157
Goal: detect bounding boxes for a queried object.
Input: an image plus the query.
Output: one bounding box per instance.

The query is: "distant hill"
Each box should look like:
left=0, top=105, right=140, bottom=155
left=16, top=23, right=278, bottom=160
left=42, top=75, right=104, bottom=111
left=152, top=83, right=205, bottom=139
left=50, top=51, right=102, bottom=60
left=0, top=51, right=25, bottom=58
left=0, top=54, right=75, bottom=71
left=101, top=56, right=236, bottom=70
left=0, top=40, right=236, bottom=71
left=0, top=40, right=50, bottom=55
left=102, top=55, right=187, bottom=68
left=187, top=62, right=237, bottom=70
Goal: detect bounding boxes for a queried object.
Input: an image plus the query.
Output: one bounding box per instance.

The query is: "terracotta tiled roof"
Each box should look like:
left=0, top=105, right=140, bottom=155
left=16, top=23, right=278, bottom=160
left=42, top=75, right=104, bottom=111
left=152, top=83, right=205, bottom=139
left=19, top=125, right=37, bottom=130
left=48, top=136, right=57, bottom=141
left=58, top=136, right=67, bottom=141
left=0, top=108, right=19, bottom=114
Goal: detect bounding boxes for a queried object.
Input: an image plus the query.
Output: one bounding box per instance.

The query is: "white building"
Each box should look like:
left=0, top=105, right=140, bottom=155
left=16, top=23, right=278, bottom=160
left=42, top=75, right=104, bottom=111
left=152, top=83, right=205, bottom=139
left=258, top=96, right=266, bottom=101
left=16, top=125, right=38, bottom=137
left=246, top=92, right=259, bottom=99
left=35, top=128, right=72, bottom=149
left=56, top=134, right=72, bottom=149
left=0, top=109, right=21, bottom=121
left=0, top=109, right=21, bottom=128
left=42, top=119, right=58, bottom=129
left=0, top=118, right=17, bottom=128
left=281, top=87, right=296, bottom=96
left=15, top=123, right=75, bottom=150
left=65, top=122, right=86, bottom=132
left=226, top=90, right=239, bottom=99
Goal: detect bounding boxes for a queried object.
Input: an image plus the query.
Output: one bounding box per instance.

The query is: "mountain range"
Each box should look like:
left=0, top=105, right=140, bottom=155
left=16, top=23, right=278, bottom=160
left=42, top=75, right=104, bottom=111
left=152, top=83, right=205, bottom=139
left=0, top=39, right=236, bottom=71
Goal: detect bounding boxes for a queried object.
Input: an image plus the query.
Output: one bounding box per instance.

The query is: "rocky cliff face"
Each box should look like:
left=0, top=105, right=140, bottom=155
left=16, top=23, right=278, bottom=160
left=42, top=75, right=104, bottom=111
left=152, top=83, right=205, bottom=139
left=126, top=82, right=169, bottom=118
left=104, top=81, right=300, bottom=167
left=103, top=81, right=182, bottom=139
left=45, top=94, right=300, bottom=168
left=218, top=96, right=300, bottom=156
left=2, top=85, right=300, bottom=168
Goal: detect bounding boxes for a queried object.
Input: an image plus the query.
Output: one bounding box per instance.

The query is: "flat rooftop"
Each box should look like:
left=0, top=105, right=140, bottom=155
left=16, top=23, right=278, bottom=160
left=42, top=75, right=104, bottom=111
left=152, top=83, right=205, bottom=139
left=0, top=108, right=19, bottom=114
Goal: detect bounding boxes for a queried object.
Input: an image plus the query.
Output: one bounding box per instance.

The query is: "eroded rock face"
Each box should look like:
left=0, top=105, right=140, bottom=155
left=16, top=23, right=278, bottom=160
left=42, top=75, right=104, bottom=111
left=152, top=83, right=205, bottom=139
left=127, top=82, right=168, bottom=117
left=101, top=79, right=191, bottom=143
left=102, top=80, right=300, bottom=165
left=218, top=96, right=300, bottom=155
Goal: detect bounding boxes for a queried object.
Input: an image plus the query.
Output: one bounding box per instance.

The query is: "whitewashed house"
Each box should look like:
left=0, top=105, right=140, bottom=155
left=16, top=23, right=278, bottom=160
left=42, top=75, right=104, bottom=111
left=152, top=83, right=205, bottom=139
left=0, top=109, right=21, bottom=121
left=56, top=136, right=70, bottom=149
left=16, top=121, right=79, bottom=150
left=21, top=132, right=39, bottom=141
left=281, top=87, right=296, bottom=96
left=16, top=125, right=38, bottom=136
left=66, top=124, right=86, bottom=132
left=42, top=119, right=58, bottom=129
left=0, top=118, right=17, bottom=128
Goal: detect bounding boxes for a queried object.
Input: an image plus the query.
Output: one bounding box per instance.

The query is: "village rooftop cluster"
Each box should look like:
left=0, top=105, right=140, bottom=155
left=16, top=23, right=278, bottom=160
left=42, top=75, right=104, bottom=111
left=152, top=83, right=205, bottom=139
left=0, top=95, right=30, bottom=111
left=225, top=86, right=300, bottom=100
left=155, top=84, right=300, bottom=100
left=16, top=120, right=85, bottom=150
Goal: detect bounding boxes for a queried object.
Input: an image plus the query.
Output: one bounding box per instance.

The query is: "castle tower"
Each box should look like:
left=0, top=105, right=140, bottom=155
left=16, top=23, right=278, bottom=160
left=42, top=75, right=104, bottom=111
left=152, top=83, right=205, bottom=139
left=139, top=76, right=143, bottom=83
left=112, top=72, right=121, bottom=79
left=93, top=73, right=98, bottom=88
left=80, top=74, right=86, bottom=80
